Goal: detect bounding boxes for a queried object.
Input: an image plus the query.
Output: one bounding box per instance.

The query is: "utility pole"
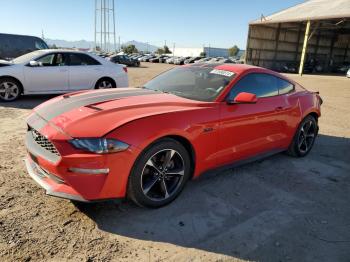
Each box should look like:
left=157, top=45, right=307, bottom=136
left=100, top=0, right=102, bottom=50
left=118, top=36, right=121, bottom=52
left=299, top=20, right=311, bottom=76
left=95, top=0, right=117, bottom=52
left=173, top=43, right=175, bottom=58
left=103, top=0, right=106, bottom=51
left=164, top=40, right=167, bottom=47
left=106, top=0, right=110, bottom=52
left=112, top=0, right=116, bottom=52
left=94, top=0, right=97, bottom=50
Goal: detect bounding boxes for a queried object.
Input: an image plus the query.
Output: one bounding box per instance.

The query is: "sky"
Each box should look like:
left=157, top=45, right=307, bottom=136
left=0, top=0, right=306, bottom=49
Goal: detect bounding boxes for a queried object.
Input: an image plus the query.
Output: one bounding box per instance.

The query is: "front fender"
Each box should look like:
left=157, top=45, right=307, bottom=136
left=108, top=107, right=221, bottom=178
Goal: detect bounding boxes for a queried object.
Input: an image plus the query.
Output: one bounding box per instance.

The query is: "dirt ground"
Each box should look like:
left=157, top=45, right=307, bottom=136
left=0, top=63, right=349, bottom=262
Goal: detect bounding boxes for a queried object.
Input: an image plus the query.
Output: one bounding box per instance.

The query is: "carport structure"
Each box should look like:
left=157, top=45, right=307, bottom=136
left=245, top=0, right=350, bottom=75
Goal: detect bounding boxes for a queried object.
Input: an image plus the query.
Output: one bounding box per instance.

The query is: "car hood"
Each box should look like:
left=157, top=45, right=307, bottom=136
left=31, top=88, right=209, bottom=138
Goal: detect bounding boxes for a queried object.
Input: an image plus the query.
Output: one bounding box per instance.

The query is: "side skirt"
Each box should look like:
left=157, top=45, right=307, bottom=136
left=197, top=148, right=286, bottom=180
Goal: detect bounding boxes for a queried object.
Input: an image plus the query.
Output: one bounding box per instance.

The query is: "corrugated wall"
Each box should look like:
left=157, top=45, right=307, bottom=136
left=246, top=20, right=350, bottom=73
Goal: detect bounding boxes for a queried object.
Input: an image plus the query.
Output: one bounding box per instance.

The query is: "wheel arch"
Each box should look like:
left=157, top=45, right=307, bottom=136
left=135, top=134, right=197, bottom=180
left=307, top=112, right=319, bottom=122
left=163, top=135, right=196, bottom=178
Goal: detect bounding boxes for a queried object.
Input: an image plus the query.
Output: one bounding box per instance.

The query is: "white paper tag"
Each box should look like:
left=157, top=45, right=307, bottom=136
left=210, top=69, right=235, bottom=77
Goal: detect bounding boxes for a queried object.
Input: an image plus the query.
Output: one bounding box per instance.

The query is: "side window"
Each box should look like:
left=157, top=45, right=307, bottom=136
left=68, top=53, right=100, bottom=66
left=36, top=54, right=55, bottom=66
left=55, top=53, right=67, bottom=66
left=36, top=53, right=67, bottom=66
left=276, top=78, right=294, bottom=95
left=228, top=73, right=279, bottom=100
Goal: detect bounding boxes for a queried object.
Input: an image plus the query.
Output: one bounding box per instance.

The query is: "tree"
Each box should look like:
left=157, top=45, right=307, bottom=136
left=156, top=48, right=164, bottom=54
left=163, top=45, right=172, bottom=54
left=49, top=44, right=57, bottom=49
left=229, top=45, right=240, bottom=57
left=156, top=45, right=172, bottom=54
left=122, top=44, right=138, bottom=54
left=200, top=51, right=206, bottom=57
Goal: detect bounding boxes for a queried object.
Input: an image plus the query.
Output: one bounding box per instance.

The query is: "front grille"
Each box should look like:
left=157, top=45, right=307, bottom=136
left=30, top=128, right=61, bottom=156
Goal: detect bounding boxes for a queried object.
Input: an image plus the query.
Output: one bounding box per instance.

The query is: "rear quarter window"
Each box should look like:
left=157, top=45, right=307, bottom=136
left=276, top=77, right=294, bottom=95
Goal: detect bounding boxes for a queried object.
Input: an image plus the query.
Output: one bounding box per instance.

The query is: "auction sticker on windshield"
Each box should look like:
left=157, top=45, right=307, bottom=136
left=210, top=69, right=235, bottom=77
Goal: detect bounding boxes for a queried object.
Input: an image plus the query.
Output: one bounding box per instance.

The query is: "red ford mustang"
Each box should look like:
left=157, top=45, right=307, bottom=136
left=25, top=63, right=322, bottom=207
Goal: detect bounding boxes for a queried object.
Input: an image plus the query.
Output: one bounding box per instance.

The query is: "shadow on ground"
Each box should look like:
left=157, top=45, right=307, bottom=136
left=76, top=134, right=350, bottom=261
left=0, top=95, right=57, bottom=109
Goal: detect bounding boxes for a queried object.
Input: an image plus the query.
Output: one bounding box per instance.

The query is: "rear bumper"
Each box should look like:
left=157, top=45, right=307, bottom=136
left=25, top=157, right=87, bottom=202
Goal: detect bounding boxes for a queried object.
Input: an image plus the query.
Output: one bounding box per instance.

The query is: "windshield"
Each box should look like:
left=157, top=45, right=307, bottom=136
left=12, top=50, right=43, bottom=64
left=143, top=66, right=236, bottom=102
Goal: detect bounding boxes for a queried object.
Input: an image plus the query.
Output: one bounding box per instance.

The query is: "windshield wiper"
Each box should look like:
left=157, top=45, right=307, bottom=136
left=141, top=86, right=165, bottom=93
left=163, top=90, right=185, bottom=96
left=140, top=86, right=185, bottom=96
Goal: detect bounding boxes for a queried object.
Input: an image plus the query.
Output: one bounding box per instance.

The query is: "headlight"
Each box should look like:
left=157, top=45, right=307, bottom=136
left=70, top=138, right=129, bottom=154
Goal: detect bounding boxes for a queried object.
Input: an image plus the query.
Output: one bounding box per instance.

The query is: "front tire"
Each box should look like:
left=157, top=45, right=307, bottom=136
left=0, top=77, right=22, bottom=102
left=287, top=115, right=318, bottom=157
left=128, top=138, right=191, bottom=208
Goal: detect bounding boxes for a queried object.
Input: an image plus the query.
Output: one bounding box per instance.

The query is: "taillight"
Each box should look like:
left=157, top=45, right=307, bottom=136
left=123, top=67, right=128, bottom=73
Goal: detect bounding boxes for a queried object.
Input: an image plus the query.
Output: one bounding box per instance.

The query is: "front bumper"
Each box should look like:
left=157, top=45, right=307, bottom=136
left=24, top=109, right=142, bottom=201
left=24, top=127, right=140, bottom=201
left=25, top=156, right=87, bottom=202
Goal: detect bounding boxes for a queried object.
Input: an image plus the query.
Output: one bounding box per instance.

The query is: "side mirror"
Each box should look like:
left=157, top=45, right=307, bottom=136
left=29, top=61, right=41, bottom=67
left=228, top=92, right=257, bottom=104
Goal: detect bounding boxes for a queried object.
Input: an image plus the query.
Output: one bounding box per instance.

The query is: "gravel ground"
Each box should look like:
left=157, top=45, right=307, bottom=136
left=0, top=63, right=349, bottom=262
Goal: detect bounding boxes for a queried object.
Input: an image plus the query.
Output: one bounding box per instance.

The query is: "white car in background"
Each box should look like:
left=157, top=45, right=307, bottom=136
left=347, top=68, right=350, bottom=78
left=0, top=49, right=129, bottom=101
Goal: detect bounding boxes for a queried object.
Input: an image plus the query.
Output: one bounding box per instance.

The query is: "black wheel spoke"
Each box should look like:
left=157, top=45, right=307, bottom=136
left=146, top=158, right=162, bottom=174
left=306, top=133, right=315, bottom=138
left=143, top=176, right=159, bottom=195
left=298, top=137, right=304, bottom=148
left=298, top=119, right=316, bottom=153
left=304, top=121, right=312, bottom=134
left=162, top=149, right=176, bottom=169
left=303, top=139, right=308, bottom=151
left=160, top=179, right=169, bottom=198
left=166, top=168, right=185, bottom=177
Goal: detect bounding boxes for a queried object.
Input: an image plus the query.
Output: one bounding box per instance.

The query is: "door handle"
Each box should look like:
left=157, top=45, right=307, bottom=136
left=275, top=106, right=284, bottom=111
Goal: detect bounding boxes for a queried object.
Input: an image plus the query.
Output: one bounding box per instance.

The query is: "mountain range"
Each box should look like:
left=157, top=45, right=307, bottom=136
left=45, top=39, right=159, bottom=52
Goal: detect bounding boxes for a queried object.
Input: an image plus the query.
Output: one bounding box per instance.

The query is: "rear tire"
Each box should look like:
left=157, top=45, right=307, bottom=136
left=287, top=115, right=318, bottom=157
left=95, top=78, right=116, bottom=89
left=127, top=138, right=191, bottom=208
left=0, top=77, right=22, bottom=102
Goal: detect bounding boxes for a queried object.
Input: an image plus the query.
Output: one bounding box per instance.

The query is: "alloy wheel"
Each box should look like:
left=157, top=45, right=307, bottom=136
left=0, top=81, right=20, bottom=101
left=298, top=120, right=316, bottom=154
left=98, top=80, right=113, bottom=89
left=141, top=149, right=185, bottom=201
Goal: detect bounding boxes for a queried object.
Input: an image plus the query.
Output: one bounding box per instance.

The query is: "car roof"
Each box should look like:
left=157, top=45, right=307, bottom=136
left=37, top=49, right=91, bottom=54
left=188, top=63, right=261, bottom=74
